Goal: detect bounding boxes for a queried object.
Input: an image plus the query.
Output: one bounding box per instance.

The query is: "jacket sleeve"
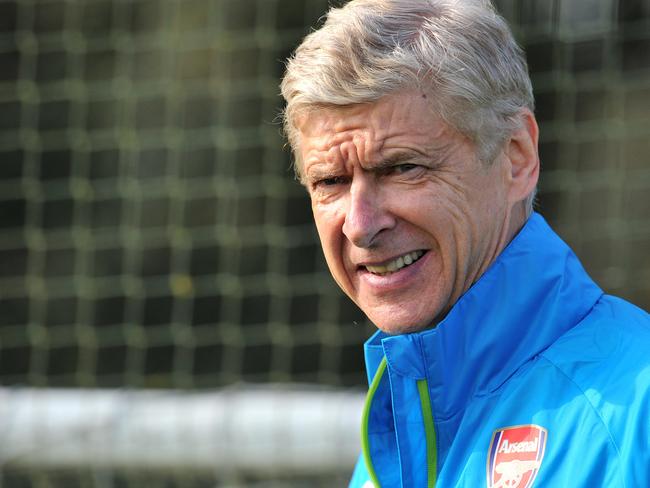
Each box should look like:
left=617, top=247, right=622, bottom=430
left=348, top=454, right=374, bottom=488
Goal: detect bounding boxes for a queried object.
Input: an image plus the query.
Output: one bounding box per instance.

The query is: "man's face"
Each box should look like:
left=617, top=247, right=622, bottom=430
left=297, top=92, right=514, bottom=334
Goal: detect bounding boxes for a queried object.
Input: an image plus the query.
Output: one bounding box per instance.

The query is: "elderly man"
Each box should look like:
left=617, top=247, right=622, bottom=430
left=281, top=0, right=650, bottom=487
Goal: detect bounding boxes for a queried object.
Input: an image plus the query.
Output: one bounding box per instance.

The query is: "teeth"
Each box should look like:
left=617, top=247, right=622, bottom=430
left=366, top=251, right=425, bottom=275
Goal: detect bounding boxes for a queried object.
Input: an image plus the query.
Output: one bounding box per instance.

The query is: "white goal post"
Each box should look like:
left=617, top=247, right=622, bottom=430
left=0, top=386, right=365, bottom=475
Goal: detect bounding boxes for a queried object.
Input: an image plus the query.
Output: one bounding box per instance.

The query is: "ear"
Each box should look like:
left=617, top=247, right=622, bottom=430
left=504, top=109, right=540, bottom=205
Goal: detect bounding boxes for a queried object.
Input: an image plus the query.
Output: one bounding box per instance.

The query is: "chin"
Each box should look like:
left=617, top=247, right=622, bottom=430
left=371, top=316, right=435, bottom=336
left=365, top=300, right=446, bottom=335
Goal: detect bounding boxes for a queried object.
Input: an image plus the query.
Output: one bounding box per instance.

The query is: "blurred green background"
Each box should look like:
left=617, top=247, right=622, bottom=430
left=0, top=0, right=648, bottom=486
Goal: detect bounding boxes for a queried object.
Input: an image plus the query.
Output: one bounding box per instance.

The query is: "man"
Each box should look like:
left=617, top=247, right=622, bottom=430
left=281, top=0, right=650, bottom=487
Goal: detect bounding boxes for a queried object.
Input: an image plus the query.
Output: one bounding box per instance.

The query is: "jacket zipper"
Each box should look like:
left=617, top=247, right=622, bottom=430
left=361, top=357, right=438, bottom=487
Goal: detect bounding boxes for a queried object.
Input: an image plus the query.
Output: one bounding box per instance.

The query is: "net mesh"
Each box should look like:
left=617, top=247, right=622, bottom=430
left=0, top=0, right=649, bottom=486
left=0, top=0, right=370, bottom=392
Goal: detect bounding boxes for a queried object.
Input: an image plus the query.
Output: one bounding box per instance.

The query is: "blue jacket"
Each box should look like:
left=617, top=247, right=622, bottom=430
left=349, top=213, right=650, bottom=487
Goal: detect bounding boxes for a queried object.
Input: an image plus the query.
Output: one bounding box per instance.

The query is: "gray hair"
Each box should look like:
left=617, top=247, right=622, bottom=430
left=281, top=0, right=535, bottom=176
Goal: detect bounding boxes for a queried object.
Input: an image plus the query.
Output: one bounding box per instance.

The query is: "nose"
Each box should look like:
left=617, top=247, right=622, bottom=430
left=342, top=176, right=396, bottom=248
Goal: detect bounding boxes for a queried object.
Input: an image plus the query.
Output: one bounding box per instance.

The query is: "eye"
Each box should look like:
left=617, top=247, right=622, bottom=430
left=308, top=175, right=349, bottom=197
left=381, top=163, right=422, bottom=177
left=393, top=163, right=418, bottom=174
left=313, top=175, right=347, bottom=188
left=320, top=176, right=345, bottom=186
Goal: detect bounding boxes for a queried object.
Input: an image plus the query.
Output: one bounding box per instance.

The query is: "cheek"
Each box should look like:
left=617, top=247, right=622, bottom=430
left=312, top=205, right=344, bottom=261
left=395, top=187, right=461, bottom=231
left=401, top=188, right=474, bottom=261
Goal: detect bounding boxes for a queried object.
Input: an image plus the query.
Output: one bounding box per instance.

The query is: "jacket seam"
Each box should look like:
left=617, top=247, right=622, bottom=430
left=538, top=354, right=627, bottom=488
left=382, top=340, right=426, bottom=379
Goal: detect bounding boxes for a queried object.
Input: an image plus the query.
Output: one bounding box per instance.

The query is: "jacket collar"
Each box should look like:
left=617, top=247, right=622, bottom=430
left=363, top=213, right=603, bottom=420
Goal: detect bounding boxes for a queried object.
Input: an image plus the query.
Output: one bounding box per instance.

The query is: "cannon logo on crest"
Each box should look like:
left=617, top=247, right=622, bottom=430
left=486, top=424, right=547, bottom=488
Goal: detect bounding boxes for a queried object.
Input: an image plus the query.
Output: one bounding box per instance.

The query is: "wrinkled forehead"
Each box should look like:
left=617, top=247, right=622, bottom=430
left=294, top=103, right=381, bottom=149
left=293, top=92, right=448, bottom=175
left=292, top=105, right=367, bottom=177
left=294, top=92, right=468, bottom=179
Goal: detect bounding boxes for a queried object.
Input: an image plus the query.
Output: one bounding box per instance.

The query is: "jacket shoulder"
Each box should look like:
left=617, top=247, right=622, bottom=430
left=542, top=294, right=650, bottom=378
left=541, top=295, right=650, bottom=484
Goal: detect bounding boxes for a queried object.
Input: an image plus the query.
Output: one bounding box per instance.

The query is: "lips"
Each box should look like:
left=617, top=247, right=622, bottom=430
left=364, top=250, right=426, bottom=275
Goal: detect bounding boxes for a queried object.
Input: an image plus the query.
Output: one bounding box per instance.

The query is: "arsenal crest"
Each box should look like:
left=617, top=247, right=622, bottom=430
left=486, top=424, right=547, bottom=488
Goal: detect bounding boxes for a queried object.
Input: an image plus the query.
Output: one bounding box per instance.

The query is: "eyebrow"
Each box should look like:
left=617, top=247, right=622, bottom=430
left=370, top=144, right=453, bottom=170
left=302, top=164, right=339, bottom=185
left=371, top=151, right=427, bottom=168
left=302, top=155, right=418, bottom=183
left=302, top=144, right=454, bottom=184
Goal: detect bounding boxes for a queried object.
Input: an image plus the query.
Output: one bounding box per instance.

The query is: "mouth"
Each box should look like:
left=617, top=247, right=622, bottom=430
left=363, top=250, right=426, bottom=276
